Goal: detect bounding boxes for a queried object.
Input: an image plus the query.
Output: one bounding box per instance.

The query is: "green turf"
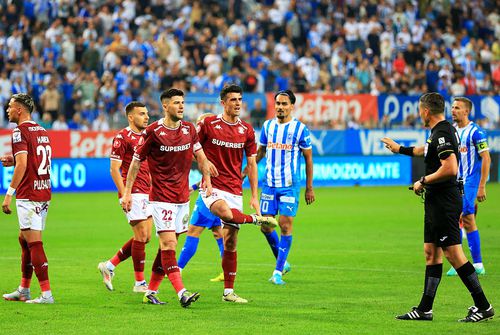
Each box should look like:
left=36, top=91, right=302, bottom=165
left=1, top=185, right=499, bottom=334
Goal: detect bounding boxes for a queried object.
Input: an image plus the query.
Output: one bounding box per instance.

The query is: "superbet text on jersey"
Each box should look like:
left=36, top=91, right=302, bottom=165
left=11, top=121, right=51, bottom=201
left=134, top=119, right=202, bottom=203
left=197, top=114, right=257, bottom=196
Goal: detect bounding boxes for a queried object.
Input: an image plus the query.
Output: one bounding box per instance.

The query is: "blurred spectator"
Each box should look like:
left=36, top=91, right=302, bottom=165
left=52, top=114, right=69, bottom=130
left=40, top=81, right=61, bottom=120
left=92, top=112, right=110, bottom=131
left=39, top=112, right=53, bottom=130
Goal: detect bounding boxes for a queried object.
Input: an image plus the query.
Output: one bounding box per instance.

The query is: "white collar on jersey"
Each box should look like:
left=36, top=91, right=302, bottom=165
left=217, top=114, right=241, bottom=125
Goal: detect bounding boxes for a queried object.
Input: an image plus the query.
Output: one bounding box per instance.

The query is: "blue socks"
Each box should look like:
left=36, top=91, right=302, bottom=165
left=263, top=231, right=280, bottom=258
left=467, top=230, right=482, bottom=264
left=276, top=235, right=292, bottom=272
left=216, top=237, right=224, bottom=257
left=178, top=236, right=199, bottom=269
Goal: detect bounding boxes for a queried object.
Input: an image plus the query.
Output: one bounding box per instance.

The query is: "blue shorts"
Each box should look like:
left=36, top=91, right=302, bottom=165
left=260, top=185, right=300, bottom=217
left=190, top=195, right=221, bottom=229
left=462, top=184, right=478, bottom=216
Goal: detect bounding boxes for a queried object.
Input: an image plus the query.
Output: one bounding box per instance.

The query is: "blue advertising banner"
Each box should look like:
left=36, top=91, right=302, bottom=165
left=1, top=158, right=116, bottom=193
left=1, top=155, right=412, bottom=193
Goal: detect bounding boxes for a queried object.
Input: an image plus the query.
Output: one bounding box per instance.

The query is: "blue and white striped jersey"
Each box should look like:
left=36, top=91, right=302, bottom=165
left=454, top=121, right=489, bottom=185
left=259, top=118, right=312, bottom=188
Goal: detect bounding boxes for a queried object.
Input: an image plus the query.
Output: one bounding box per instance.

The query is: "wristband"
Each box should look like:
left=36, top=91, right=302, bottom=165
left=419, top=176, right=427, bottom=185
left=398, top=146, right=414, bottom=156
left=6, top=187, right=15, bottom=196
left=191, top=183, right=199, bottom=191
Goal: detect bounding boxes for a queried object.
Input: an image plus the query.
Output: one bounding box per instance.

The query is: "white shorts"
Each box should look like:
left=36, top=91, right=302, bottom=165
left=151, top=201, right=190, bottom=234
left=16, top=200, right=50, bottom=231
left=121, top=193, right=151, bottom=223
left=200, top=188, right=243, bottom=229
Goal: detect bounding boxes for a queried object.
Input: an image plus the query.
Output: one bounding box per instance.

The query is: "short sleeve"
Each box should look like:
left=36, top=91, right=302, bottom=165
left=259, top=120, right=268, bottom=146
left=191, top=124, right=202, bottom=152
left=298, top=125, right=312, bottom=150
left=473, top=128, right=489, bottom=154
left=12, top=128, right=28, bottom=156
left=434, top=129, right=456, bottom=160
left=197, top=118, right=206, bottom=145
left=134, top=130, right=153, bottom=162
left=110, top=134, right=127, bottom=161
left=245, top=126, right=257, bottom=157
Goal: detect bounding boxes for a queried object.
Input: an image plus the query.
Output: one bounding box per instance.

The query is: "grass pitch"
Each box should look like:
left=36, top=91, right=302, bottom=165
left=0, top=185, right=499, bottom=334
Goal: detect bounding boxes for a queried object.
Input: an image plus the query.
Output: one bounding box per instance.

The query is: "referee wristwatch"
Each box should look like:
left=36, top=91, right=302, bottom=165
left=419, top=176, right=427, bottom=185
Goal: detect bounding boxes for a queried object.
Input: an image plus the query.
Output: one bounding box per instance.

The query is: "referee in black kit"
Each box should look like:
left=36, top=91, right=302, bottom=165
left=381, top=93, right=494, bottom=322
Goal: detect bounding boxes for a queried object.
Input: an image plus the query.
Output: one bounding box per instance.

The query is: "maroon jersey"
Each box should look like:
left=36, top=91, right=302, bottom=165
left=134, top=119, right=202, bottom=203
left=197, top=115, right=257, bottom=195
left=11, top=121, right=51, bottom=201
left=110, top=127, right=151, bottom=196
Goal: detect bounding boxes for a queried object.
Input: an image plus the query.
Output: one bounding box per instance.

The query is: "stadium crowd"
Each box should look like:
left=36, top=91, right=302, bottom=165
left=0, top=0, right=499, bottom=130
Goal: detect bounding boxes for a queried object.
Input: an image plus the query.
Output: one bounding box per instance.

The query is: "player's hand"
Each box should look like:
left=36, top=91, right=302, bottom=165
left=207, top=160, right=219, bottom=177
left=381, top=137, right=401, bottom=153
left=121, top=193, right=132, bottom=212
left=2, top=195, right=12, bottom=214
left=477, top=186, right=486, bottom=202
left=201, top=179, right=212, bottom=197
left=241, top=166, right=248, bottom=180
left=250, top=196, right=261, bottom=216
left=305, top=187, right=315, bottom=205
left=413, top=180, right=424, bottom=196
left=0, top=155, right=14, bottom=167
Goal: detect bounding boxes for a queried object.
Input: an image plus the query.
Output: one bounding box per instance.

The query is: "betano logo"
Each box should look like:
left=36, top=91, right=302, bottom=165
left=267, top=142, right=293, bottom=150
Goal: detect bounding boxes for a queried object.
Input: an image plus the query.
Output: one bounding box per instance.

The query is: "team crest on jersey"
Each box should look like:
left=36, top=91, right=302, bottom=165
left=113, top=139, right=121, bottom=148
left=238, top=126, right=244, bottom=134
left=12, top=130, right=21, bottom=143
left=182, top=127, right=189, bottom=135
left=287, top=133, right=293, bottom=141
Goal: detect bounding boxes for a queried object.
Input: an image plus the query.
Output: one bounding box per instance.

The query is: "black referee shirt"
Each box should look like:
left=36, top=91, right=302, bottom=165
left=424, top=120, right=460, bottom=189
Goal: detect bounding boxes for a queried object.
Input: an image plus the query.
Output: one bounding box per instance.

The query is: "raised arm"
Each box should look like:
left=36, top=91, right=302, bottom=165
left=381, top=137, right=424, bottom=157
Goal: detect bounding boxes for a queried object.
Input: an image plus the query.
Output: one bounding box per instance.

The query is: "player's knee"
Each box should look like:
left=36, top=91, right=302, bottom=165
left=260, top=225, right=273, bottom=234
left=423, top=249, right=435, bottom=263
left=218, top=211, right=233, bottom=223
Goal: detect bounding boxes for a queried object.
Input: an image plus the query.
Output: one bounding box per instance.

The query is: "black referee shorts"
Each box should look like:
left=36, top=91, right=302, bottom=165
left=424, top=187, right=462, bottom=247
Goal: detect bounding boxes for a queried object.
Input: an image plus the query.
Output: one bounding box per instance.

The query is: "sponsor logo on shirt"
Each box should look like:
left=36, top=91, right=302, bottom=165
left=211, top=139, right=244, bottom=148
left=267, top=142, right=293, bottom=150
left=261, top=193, right=274, bottom=200
left=28, top=126, right=44, bottom=132
left=160, top=143, right=191, bottom=152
